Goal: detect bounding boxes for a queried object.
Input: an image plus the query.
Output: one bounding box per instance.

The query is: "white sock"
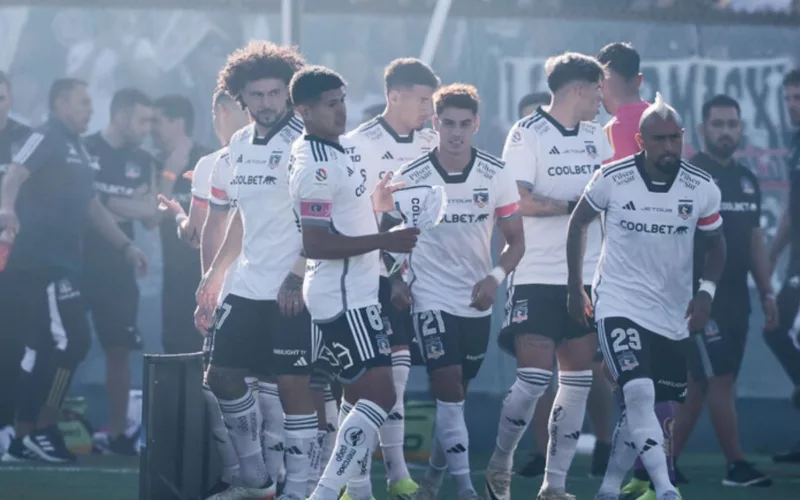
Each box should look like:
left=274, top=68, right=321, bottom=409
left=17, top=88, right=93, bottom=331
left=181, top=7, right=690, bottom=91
left=307, top=429, right=328, bottom=497
left=624, top=379, right=677, bottom=497
left=314, top=399, right=387, bottom=497
left=320, top=388, right=339, bottom=471
left=599, top=410, right=639, bottom=494
left=424, top=426, right=447, bottom=487
left=491, top=368, right=552, bottom=471
left=257, top=382, right=284, bottom=483
left=218, top=390, right=268, bottom=488
left=435, top=400, right=473, bottom=494
left=542, top=370, right=593, bottom=492
left=338, top=400, right=353, bottom=429
left=381, top=350, right=411, bottom=485
left=245, top=376, right=259, bottom=394
left=202, top=385, right=240, bottom=485
left=283, top=413, right=318, bottom=497
left=339, top=400, right=373, bottom=498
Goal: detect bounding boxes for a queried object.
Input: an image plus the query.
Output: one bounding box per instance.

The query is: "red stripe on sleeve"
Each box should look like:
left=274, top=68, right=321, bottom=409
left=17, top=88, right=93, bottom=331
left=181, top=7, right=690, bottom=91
left=496, top=202, right=519, bottom=218
left=698, top=212, right=721, bottom=227
left=210, top=186, right=228, bottom=201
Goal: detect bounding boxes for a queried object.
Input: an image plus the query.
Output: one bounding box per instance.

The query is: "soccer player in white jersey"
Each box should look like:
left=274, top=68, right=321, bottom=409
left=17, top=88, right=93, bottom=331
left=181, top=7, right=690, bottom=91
left=193, top=42, right=317, bottom=500
left=566, top=94, right=726, bottom=500
left=287, top=65, right=420, bottom=500
left=340, top=57, right=440, bottom=500
left=486, top=52, right=613, bottom=500
left=385, top=84, right=524, bottom=500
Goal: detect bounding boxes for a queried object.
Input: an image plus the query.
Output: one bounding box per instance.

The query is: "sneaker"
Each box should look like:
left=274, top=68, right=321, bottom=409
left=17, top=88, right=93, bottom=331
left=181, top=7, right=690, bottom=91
left=107, top=433, right=138, bottom=456
left=517, top=453, right=546, bottom=478
left=388, top=477, right=419, bottom=500
left=204, top=478, right=232, bottom=498
left=773, top=441, right=800, bottom=463
left=620, top=478, right=649, bottom=499
left=411, top=478, right=441, bottom=500
left=0, top=426, right=14, bottom=456
left=634, top=486, right=681, bottom=500
left=722, top=460, right=772, bottom=487
left=537, top=489, right=577, bottom=500
left=485, top=466, right=512, bottom=500
left=1, top=436, right=36, bottom=462
left=591, top=441, right=611, bottom=477
left=206, top=478, right=276, bottom=500
left=19, top=427, right=76, bottom=463
left=656, top=492, right=681, bottom=500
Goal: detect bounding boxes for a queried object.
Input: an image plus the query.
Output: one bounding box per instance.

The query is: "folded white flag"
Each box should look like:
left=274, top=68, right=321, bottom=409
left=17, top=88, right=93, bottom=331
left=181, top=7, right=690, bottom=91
left=386, top=185, right=448, bottom=275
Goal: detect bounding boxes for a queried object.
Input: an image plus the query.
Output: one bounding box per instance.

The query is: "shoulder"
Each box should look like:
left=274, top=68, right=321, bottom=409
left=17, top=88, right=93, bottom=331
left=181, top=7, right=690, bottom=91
left=83, top=132, right=103, bottom=151
left=345, top=118, right=383, bottom=142
left=579, top=119, right=602, bottom=138
left=286, top=115, right=304, bottom=136
left=397, top=151, right=434, bottom=179
left=9, top=119, right=32, bottom=141
left=516, top=111, right=547, bottom=135
left=599, top=155, right=637, bottom=181
left=679, top=160, right=714, bottom=183
left=415, top=127, right=438, bottom=145
left=195, top=148, right=223, bottom=170
left=293, top=136, right=348, bottom=166
left=474, top=148, right=505, bottom=174
left=230, top=124, right=254, bottom=144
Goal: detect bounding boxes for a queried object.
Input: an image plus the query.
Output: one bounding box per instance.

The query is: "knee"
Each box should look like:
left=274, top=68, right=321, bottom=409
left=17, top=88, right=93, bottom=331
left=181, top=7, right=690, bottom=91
left=206, top=366, right=247, bottom=400
left=430, top=366, right=465, bottom=402
left=622, top=378, right=656, bottom=409
left=277, top=374, right=311, bottom=394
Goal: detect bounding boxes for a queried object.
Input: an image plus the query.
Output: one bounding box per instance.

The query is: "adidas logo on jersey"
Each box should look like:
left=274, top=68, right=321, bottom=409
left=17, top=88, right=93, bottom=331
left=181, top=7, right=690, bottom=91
left=549, top=146, right=560, bottom=155
left=293, top=357, right=308, bottom=367
left=622, top=201, right=636, bottom=210
left=382, top=151, right=394, bottom=160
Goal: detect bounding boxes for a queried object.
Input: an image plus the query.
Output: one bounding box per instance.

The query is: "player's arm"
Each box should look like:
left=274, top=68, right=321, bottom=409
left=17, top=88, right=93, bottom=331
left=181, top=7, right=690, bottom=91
left=565, top=197, right=601, bottom=289
left=196, top=208, right=243, bottom=310
left=89, top=195, right=148, bottom=274
left=0, top=132, right=56, bottom=235
left=687, top=185, right=727, bottom=331
left=105, top=180, right=158, bottom=221
left=769, top=207, right=790, bottom=269
left=379, top=212, right=404, bottom=279
left=201, top=170, right=235, bottom=272
left=746, top=177, right=778, bottom=328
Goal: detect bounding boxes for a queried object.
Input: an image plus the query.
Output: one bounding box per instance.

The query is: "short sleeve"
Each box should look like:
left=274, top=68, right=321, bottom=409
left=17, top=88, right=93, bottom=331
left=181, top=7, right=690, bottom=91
left=190, top=153, right=216, bottom=205
left=744, top=169, right=761, bottom=228
left=12, top=131, right=55, bottom=173
left=495, top=166, right=521, bottom=218
left=290, top=146, right=339, bottom=227
left=597, top=125, right=615, bottom=165
left=502, top=125, right=537, bottom=192
left=208, top=153, right=232, bottom=209
left=697, top=182, right=723, bottom=232
left=583, top=169, right=612, bottom=212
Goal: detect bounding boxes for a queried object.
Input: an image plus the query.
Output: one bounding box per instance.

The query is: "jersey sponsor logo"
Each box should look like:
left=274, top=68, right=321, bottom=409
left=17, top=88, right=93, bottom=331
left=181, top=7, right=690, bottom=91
left=641, top=206, right=673, bottom=213
left=511, top=129, right=522, bottom=144
left=585, top=142, right=598, bottom=159
left=268, top=152, right=283, bottom=168
left=622, top=201, right=636, bottom=210
left=679, top=171, right=700, bottom=190
left=124, top=162, right=142, bottom=179
left=619, top=219, right=688, bottom=235
left=315, top=168, right=327, bottom=182
left=477, top=162, right=498, bottom=180
left=720, top=201, right=758, bottom=212
left=354, top=169, right=368, bottom=197
left=231, top=174, right=277, bottom=185
left=549, top=146, right=560, bottom=155
left=547, top=164, right=600, bottom=176
left=94, top=182, right=135, bottom=196
left=365, top=127, right=383, bottom=141
left=611, top=169, right=635, bottom=185
left=408, top=165, right=433, bottom=182
left=443, top=213, right=490, bottom=224
left=381, top=151, right=394, bottom=160
left=473, top=188, right=489, bottom=208
left=533, top=120, right=549, bottom=134
left=740, top=177, right=755, bottom=194
left=343, top=146, right=361, bottom=163
left=677, top=200, right=693, bottom=219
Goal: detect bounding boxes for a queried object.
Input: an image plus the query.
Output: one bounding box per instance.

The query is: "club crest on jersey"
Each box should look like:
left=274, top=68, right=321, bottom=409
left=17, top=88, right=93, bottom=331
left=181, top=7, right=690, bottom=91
left=511, top=300, right=528, bottom=324
left=425, top=338, right=445, bottom=360
left=268, top=152, right=282, bottom=168
left=617, top=351, right=639, bottom=372
left=124, top=162, right=141, bottom=179
left=315, top=168, right=327, bottom=182
left=473, top=188, right=489, bottom=208
left=376, top=334, right=391, bottom=355
left=585, top=141, right=598, bottom=159
left=741, top=177, right=755, bottom=195
left=677, top=201, right=693, bottom=220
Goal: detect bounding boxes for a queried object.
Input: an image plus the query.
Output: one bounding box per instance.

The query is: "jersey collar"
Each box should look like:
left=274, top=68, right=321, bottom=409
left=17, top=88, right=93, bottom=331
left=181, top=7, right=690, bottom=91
left=304, top=134, right=345, bottom=153
left=253, top=111, right=294, bottom=145
left=536, top=106, right=579, bottom=137
left=634, top=151, right=678, bottom=193
left=428, top=147, right=476, bottom=184
left=378, top=116, right=414, bottom=144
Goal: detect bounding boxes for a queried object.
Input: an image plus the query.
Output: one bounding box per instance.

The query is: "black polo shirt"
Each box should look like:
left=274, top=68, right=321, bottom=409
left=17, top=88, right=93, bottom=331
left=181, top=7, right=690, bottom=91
left=83, top=132, right=156, bottom=272
left=787, top=131, right=800, bottom=276
left=6, top=117, right=96, bottom=275
left=0, top=118, right=32, bottom=185
left=691, top=152, right=761, bottom=313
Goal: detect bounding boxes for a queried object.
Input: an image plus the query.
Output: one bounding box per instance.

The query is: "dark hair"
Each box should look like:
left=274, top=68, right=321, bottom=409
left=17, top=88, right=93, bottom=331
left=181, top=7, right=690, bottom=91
left=48, top=78, right=87, bottom=112
left=289, top=66, right=346, bottom=106
left=384, top=58, right=440, bottom=94
left=517, top=91, right=550, bottom=118
left=212, top=87, right=236, bottom=109
left=784, top=68, right=800, bottom=87
left=154, top=94, right=195, bottom=134
left=701, top=94, right=741, bottom=121
left=110, top=88, right=151, bottom=117
left=0, top=71, right=9, bottom=90
left=544, top=52, right=604, bottom=93
left=218, top=41, right=305, bottom=107
left=596, top=42, right=640, bottom=81
left=362, top=102, right=385, bottom=120
left=433, top=83, right=480, bottom=115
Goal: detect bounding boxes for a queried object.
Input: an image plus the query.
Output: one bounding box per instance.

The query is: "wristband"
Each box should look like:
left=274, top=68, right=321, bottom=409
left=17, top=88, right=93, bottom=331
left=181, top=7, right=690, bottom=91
left=489, top=266, right=507, bottom=285
left=567, top=201, right=577, bottom=214
left=698, top=279, right=716, bottom=300
left=175, top=213, right=188, bottom=225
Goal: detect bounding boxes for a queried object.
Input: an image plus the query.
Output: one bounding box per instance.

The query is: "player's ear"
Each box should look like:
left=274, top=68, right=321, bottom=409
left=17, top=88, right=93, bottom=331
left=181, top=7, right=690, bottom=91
left=636, top=73, right=643, bottom=89
left=473, top=115, right=480, bottom=134
left=634, top=133, right=644, bottom=149
left=432, top=115, right=440, bottom=132
left=295, top=103, right=310, bottom=121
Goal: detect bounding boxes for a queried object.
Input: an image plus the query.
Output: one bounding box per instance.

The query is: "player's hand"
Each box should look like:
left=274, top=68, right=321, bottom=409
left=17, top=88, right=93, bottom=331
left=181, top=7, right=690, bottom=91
left=390, top=278, right=412, bottom=310
left=194, top=305, right=214, bottom=336
left=277, top=271, right=305, bottom=317
left=0, top=208, right=19, bottom=240
left=379, top=227, right=420, bottom=253
left=470, top=275, right=498, bottom=312
left=197, top=269, right=224, bottom=312
left=567, top=285, right=592, bottom=327
left=762, top=293, right=779, bottom=331
left=686, top=290, right=713, bottom=332
left=157, top=194, right=186, bottom=217
left=124, top=244, right=148, bottom=277
left=371, top=172, right=406, bottom=213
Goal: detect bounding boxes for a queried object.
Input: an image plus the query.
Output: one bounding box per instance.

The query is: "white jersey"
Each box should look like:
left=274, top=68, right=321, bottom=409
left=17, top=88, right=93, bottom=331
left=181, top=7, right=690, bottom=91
left=190, top=147, right=226, bottom=202
left=209, top=115, right=305, bottom=301
left=289, top=135, right=381, bottom=321
left=393, top=148, right=520, bottom=317
left=503, top=107, right=613, bottom=285
left=585, top=154, right=722, bottom=340
left=342, top=117, right=438, bottom=277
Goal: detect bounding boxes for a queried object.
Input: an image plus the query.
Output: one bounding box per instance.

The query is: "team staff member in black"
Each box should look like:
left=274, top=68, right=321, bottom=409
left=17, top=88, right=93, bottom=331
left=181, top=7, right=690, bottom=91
left=151, top=95, right=209, bottom=354
left=0, top=70, right=32, bottom=455
left=671, top=95, right=775, bottom=487
left=0, top=78, right=147, bottom=463
left=83, top=88, right=157, bottom=456
left=768, top=67, right=800, bottom=464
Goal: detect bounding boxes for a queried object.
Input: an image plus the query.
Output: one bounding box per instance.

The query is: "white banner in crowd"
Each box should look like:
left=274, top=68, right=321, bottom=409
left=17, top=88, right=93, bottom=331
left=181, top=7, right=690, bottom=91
left=0, top=7, right=29, bottom=72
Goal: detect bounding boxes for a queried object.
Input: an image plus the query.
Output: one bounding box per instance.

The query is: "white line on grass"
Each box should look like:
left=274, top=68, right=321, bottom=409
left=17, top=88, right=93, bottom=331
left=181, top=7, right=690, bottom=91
left=0, top=465, right=136, bottom=474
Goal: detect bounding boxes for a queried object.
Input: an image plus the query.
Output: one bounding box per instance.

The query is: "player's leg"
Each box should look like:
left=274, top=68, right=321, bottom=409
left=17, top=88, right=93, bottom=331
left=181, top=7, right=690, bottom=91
left=306, top=374, right=334, bottom=497
left=488, top=285, right=556, bottom=499
left=310, top=305, right=395, bottom=500
left=205, top=295, right=273, bottom=496
left=517, top=376, right=555, bottom=478
left=587, top=352, right=613, bottom=477
left=270, top=304, right=319, bottom=499
left=253, top=377, right=284, bottom=490
left=540, top=286, right=595, bottom=497
left=0, top=271, right=23, bottom=455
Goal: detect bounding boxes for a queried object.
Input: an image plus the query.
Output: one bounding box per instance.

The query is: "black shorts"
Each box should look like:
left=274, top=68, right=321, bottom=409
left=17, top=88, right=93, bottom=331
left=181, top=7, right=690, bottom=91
left=314, top=304, right=393, bottom=384
left=687, top=309, right=749, bottom=381
left=378, top=277, right=424, bottom=365
left=83, top=266, right=142, bottom=351
left=499, top=284, right=594, bottom=355
left=412, top=310, right=491, bottom=381
left=210, top=294, right=316, bottom=377
left=597, top=317, right=689, bottom=403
